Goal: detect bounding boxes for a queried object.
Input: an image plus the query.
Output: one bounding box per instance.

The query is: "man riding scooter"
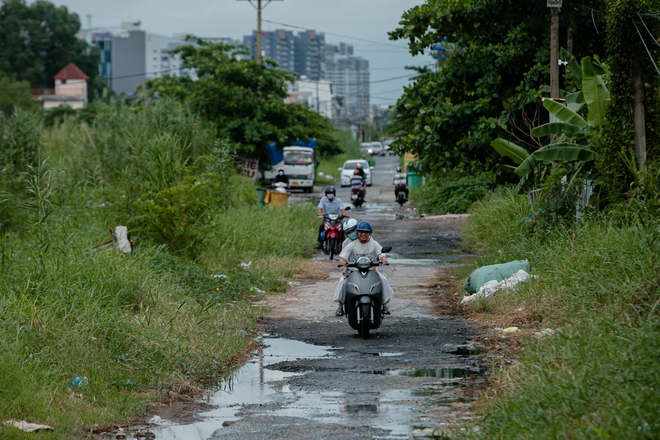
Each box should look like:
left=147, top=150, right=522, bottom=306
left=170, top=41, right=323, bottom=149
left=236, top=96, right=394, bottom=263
left=316, top=186, right=349, bottom=249
left=334, top=221, right=393, bottom=316
left=393, top=166, right=408, bottom=202
left=350, top=169, right=366, bottom=205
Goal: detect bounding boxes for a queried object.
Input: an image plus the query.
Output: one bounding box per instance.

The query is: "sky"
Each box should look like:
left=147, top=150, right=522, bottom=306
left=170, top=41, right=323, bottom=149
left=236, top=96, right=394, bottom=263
left=50, top=0, right=430, bottom=107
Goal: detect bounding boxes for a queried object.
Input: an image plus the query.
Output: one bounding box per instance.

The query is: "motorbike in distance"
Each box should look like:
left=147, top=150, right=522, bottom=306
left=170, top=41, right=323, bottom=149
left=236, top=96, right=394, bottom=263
left=350, top=187, right=365, bottom=208
left=394, top=177, right=408, bottom=206
left=339, top=246, right=392, bottom=339
left=319, top=207, right=350, bottom=260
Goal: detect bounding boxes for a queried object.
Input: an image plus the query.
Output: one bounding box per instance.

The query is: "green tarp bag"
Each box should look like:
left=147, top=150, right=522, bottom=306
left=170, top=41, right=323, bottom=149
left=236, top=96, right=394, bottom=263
left=463, top=260, right=531, bottom=294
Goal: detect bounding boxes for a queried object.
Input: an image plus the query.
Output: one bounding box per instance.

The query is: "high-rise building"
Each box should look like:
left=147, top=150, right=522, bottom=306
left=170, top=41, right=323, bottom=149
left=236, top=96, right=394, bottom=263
left=325, top=43, right=370, bottom=124
left=244, top=29, right=295, bottom=71
left=294, top=30, right=325, bottom=81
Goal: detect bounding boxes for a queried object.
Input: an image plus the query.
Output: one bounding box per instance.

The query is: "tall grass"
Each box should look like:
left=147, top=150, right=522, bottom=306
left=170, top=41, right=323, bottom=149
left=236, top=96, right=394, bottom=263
left=0, top=102, right=320, bottom=438
left=456, top=189, right=660, bottom=439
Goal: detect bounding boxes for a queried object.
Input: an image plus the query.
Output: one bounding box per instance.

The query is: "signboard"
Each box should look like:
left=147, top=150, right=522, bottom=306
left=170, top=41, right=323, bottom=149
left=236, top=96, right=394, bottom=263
left=235, top=157, right=259, bottom=181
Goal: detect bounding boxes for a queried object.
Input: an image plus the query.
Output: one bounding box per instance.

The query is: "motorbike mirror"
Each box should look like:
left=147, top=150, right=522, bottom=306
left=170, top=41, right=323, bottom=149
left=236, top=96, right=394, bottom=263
left=381, top=246, right=392, bottom=253
left=344, top=206, right=351, bottom=211
left=337, top=167, right=342, bottom=171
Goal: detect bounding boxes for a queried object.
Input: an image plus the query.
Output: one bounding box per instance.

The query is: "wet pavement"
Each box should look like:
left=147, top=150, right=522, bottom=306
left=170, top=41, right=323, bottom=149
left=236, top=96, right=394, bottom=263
left=122, top=155, right=483, bottom=440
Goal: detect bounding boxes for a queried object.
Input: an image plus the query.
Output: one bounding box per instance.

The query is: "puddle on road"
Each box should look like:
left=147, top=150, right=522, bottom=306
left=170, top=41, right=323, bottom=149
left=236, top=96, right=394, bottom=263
left=146, top=340, right=477, bottom=439
left=390, top=368, right=483, bottom=379
left=152, top=338, right=332, bottom=440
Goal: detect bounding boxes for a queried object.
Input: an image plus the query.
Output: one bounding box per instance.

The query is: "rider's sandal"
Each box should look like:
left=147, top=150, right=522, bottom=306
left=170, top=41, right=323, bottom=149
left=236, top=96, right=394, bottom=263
left=335, top=307, right=345, bottom=317
left=382, top=306, right=391, bottom=315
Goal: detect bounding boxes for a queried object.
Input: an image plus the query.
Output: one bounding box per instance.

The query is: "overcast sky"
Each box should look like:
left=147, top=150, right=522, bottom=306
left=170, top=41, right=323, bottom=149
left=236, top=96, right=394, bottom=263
left=50, top=0, right=429, bottom=106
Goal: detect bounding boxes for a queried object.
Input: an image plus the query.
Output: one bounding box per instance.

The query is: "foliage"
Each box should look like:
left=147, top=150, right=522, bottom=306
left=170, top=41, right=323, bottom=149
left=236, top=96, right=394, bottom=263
left=595, top=0, right=660, bottom=205
left=0, top=102, right=319, bottom=438
left=0, top=0, right=99, bottom=88
left=144, top=38, right=340, bottom=166
left=387, top=0, right=606, bottom=178
left=491, top=57, right=610, bottom=190
left=0, top=107, right=41, bottom=176
left=410, top=173, right=495, bottom=214
left=0, top=75, right=37, bottom=115
left=458, top=189, right=660, bottom=439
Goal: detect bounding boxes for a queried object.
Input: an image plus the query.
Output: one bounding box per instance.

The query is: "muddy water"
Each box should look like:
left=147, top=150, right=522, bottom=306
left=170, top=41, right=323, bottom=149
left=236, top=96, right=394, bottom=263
left=152, top=339, right=333, bottom=440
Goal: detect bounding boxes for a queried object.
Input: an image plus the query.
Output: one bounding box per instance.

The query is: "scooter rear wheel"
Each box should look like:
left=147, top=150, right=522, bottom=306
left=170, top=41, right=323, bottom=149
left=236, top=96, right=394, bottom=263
left=328, top=238, right=337, bottom=260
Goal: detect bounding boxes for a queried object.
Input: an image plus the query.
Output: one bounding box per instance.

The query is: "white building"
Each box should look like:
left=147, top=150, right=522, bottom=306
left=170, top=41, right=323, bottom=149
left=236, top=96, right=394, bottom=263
left=41, top=63, right=89, bottom=110
left=287, top=77, right=334, bottom=119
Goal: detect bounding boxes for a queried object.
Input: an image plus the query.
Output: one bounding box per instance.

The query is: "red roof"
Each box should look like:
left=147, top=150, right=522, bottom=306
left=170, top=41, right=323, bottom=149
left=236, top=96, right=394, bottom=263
left=53, top=63, right=89, bottom=80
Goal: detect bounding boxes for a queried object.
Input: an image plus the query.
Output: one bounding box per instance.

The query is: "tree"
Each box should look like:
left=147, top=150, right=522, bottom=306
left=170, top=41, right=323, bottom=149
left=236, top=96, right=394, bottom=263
left=594, top=0, right=660, bottom=204
left=145, top=38, right=339, bottom=165
left=387, top=0, right=606, bottom=178
left=0, top=0, right=99, bottom=88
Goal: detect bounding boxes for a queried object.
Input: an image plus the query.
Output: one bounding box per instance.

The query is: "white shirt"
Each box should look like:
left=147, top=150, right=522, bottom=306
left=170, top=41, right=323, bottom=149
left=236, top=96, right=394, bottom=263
left=339, top=237, right=383, bottom=262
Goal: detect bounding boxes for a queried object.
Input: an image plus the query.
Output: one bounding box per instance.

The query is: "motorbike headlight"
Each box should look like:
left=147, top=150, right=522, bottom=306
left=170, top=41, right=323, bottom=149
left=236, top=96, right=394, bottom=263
left=370, top=281, right=381, bottom=292
left=348, top=282, right=359, bottom=292
left=356, top=256, right=371, bottom=270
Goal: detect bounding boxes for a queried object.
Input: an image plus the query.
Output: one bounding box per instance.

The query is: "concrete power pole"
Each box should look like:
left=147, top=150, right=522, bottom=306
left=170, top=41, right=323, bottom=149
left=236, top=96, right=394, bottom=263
left=240, top=0, right=281, bottom=65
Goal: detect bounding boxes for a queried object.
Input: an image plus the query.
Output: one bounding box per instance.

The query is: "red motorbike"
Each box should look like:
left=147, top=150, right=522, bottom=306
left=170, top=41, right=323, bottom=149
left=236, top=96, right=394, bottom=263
left=321, top=213, right=345, bottom=260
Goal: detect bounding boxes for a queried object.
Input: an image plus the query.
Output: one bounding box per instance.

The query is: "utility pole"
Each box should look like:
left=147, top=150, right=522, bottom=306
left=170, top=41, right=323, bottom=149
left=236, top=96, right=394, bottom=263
left=547, top=0, right=561, bottom=100
left=239, top=0, right=282, bottom=65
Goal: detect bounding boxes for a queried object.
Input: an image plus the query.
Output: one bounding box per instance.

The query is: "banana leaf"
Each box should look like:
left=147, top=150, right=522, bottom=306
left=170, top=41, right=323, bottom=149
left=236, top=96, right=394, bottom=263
left=581, top=56, right=610, bottom=131
left=531, top=143, right=594, bottom=163
left=490, top=138, right=529, bottom=165
left=514, top=152, right=540, bottom=177
left=543, top=99, right=588, bottom=131
left=531, top=122, right=585, bottom=137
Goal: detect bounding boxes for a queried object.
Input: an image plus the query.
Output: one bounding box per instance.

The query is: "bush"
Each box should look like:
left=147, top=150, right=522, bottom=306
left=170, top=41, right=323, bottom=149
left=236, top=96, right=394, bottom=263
left=410, top=173, right=495, bottom=214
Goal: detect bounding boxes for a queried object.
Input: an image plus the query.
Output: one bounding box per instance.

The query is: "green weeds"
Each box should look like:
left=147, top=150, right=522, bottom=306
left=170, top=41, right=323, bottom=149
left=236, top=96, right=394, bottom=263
left=0, top=102, right=319, bottom=438
left=456, top=189, right=660, bottom=439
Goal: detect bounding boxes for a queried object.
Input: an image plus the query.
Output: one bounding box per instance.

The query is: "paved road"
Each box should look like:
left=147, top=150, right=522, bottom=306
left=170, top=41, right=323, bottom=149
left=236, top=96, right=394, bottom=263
left=146, top=155, right=483, bottom=440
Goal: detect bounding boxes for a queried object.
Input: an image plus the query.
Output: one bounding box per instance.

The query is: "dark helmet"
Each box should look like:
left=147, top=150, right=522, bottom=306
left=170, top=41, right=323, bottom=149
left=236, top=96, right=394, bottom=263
left=325, top=186, right=336, bottom=196
left=356, top=221, right=373, bottom=232
left=396, top=166, right=402, bottom=172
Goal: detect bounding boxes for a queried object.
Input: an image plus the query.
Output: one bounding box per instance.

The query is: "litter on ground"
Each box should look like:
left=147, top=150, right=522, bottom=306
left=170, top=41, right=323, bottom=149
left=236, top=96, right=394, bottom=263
left=461, top=269, right=536, bottom=304
left=3, top=420, right=54, bottom=432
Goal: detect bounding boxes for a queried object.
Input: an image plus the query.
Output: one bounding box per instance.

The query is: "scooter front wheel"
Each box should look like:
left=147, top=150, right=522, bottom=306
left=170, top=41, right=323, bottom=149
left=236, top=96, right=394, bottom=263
left=328, top=238, right=337, bottom=260
left=360, top=303, right=371, bottom=339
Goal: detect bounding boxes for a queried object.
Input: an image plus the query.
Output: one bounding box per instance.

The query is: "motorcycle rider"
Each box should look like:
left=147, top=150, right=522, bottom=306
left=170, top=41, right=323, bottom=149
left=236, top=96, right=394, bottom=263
left=393, top=166, right=408, bottom=201
left=271, top=167, right=289, bottom=189
left=334, top=221, right=393, bottom=316
left=350, top=169, right=366, bottom=202
left=342, top=218, right=359, bottom=248
left=316, top=186, right=349, bottom=249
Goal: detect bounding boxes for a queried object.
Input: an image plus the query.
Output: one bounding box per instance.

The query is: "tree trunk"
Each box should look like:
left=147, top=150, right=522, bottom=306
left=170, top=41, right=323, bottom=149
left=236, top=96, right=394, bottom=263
left=633, top=68, right=646, bottom=171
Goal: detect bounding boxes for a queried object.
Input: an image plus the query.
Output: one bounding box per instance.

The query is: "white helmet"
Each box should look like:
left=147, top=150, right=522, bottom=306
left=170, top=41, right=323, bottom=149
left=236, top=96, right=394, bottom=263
left=343, top=218, right=358, bottom=240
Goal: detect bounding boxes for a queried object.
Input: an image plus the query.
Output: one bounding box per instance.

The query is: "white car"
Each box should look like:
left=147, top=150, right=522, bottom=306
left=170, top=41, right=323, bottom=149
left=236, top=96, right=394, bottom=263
left=338, top=159, right=373, bottom=187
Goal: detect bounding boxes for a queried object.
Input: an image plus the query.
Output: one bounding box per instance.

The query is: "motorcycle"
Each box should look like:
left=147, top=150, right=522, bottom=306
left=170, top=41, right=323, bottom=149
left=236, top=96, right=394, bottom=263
left=320, top=213, right=346, bottom=260
left=394, top=178, right=408, bottom=206
left=340, top=246, right=392, bottom=339
left=350, top=187, right=365, bottom=208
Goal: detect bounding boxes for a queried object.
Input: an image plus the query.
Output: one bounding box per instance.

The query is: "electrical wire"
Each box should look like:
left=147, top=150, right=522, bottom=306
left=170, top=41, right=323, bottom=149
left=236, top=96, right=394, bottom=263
left=632, top=18, right=660, bottom=77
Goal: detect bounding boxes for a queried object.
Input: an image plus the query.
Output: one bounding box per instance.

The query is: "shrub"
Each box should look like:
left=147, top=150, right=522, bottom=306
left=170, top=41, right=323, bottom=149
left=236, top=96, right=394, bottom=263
left=410, top=173, right=495, bottom=214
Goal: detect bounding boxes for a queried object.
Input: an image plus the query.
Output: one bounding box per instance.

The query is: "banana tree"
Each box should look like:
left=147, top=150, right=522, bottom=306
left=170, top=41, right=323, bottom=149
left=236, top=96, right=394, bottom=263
left=491, top=55, right=609, bottom=191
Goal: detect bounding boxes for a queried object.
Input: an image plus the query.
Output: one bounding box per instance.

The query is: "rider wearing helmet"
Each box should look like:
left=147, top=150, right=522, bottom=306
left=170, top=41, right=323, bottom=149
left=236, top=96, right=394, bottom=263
left=316, top=186, right=349, bottom=249
left=342, top=218, right=359, bottom=247
left=272, top=166, right=289, bottom=188
left=350, top=169, right=366, bottom=202
left=334, top=221, right=393, bottom=316
left=393, top=166, right=408, bottom=201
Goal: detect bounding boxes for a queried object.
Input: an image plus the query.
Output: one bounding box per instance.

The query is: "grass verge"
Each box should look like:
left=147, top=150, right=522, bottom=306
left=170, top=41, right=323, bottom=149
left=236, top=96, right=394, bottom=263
left=452, top=189, right=660, bottom=439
